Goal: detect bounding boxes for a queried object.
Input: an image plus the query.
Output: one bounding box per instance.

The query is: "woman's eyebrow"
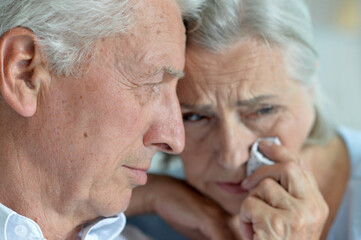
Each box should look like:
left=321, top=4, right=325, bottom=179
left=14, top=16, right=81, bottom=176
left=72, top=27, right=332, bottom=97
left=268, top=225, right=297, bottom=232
left=236, top=95, right=277, bottom=106
left=180, top=103, right=213, bottom=112
left=180, top=95, right=277, bottom=110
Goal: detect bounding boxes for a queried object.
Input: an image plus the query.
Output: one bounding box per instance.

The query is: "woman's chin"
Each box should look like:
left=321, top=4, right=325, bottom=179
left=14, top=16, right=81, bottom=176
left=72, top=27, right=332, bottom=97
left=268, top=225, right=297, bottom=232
left=218, top=198, right=245, bottom=215
left=225, top=204, right=241, bottom=215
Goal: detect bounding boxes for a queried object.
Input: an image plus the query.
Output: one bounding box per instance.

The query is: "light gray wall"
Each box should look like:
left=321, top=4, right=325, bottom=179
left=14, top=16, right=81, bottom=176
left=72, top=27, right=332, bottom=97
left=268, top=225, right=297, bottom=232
left=316, top=30, right=361, bottom=130
left=310, top=0, right=361, bottom=130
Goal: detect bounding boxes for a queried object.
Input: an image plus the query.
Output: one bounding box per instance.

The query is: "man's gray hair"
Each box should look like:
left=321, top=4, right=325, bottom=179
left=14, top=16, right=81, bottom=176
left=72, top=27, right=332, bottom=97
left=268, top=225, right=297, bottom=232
left=185, top=0, right=334, bottom=144
left=0, top=0, right=204, bottom=77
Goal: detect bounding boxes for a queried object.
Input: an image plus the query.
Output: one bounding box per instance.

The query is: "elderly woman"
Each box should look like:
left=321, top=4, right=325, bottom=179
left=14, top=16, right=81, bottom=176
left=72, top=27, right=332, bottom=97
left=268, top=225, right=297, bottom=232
left=126, top=0, right=361, bottom=239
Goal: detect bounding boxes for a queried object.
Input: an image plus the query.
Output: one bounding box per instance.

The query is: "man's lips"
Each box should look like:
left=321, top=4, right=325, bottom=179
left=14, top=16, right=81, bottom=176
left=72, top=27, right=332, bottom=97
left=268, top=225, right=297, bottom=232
left=216, top=180, right=249, bottom=194
left=123, top=165, right=149, bottom=185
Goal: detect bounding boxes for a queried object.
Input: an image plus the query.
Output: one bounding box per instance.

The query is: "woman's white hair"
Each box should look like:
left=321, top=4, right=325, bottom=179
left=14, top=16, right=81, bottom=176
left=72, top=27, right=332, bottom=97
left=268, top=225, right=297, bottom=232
left=0, top=0, right=204, bottom=77
left=185, top=0, right=335, bottom=144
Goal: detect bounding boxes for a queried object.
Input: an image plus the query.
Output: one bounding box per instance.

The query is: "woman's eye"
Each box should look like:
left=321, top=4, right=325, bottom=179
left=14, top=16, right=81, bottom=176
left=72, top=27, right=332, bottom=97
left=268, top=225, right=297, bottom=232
left=256, top=105, right=275, bottom=115
left=182, top=113, right=206, bottom=122
left=243, top=105, right=277, bottom=120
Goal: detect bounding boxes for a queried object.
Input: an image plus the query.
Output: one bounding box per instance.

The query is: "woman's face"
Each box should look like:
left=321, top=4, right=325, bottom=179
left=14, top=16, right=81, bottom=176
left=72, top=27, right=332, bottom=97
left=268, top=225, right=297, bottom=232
left=178, top=40, right=315, bottom=214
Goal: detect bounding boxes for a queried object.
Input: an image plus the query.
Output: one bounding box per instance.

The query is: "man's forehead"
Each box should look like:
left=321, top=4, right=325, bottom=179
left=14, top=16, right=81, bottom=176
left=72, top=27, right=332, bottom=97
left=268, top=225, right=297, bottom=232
left=110, top=0, right=185, bottom=82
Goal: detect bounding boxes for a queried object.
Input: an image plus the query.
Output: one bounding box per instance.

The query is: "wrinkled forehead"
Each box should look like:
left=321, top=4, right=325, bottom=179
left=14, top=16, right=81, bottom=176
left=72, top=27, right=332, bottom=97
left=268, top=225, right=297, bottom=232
left=179, top=40, right=289, bottom=104
left=133, top=0, right=185, bottom=37
left=185, top=40, right=285, bottom=82
left=109, top=0, right=186, bottom=81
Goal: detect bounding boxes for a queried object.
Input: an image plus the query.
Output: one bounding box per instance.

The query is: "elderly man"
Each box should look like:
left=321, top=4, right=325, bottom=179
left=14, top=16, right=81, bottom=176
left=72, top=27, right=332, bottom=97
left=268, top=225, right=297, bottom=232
left=0, top=0, right=199, bottom=239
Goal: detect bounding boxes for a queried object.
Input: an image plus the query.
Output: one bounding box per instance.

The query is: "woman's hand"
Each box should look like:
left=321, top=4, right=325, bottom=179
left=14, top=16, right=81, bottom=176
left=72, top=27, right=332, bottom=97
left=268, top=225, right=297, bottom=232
left=239, top=142, right=329, bottom=240
left=127, top=174, right=240, bottom=240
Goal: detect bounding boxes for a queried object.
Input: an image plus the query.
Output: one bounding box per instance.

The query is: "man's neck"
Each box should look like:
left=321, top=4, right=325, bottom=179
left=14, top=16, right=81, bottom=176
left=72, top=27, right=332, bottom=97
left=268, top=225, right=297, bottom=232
left=0, top=143, right=92, bottom=240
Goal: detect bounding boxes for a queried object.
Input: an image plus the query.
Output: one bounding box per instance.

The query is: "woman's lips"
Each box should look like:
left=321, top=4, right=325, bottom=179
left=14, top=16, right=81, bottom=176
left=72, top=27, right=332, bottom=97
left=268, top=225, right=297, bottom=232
left=216, top=181, right=249, bottom=194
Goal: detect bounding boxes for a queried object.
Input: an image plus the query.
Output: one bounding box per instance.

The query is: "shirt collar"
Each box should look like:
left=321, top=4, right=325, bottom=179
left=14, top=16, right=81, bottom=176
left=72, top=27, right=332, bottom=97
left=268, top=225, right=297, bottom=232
left=80, top=214, right=126, bottom=240
left=0, top=203, right=126, bottom=240
left=0, top=203, right=45, bottom=240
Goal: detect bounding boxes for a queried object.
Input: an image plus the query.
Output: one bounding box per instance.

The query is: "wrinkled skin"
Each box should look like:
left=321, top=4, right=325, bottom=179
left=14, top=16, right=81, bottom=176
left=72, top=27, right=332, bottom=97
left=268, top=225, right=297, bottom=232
left=0, top=0, right=186, bottom=239
left=128, top=39, right=349, bottom=239
left=175, top=40, right=329, bottom=239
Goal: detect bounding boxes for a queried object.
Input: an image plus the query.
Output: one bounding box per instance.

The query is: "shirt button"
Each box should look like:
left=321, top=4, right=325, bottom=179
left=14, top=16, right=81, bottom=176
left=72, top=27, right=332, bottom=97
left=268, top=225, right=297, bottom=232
left=14, top=225, right=28, bottom=237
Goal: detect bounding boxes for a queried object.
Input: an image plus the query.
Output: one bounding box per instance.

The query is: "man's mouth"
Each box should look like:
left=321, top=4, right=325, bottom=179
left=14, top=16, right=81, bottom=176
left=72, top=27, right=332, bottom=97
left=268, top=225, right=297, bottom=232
left=123, top=165, right=149, bottom=186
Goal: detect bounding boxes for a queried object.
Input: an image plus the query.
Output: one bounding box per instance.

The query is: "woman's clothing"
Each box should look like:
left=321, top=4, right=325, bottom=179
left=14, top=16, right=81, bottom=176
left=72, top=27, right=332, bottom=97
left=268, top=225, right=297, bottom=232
left=327, top=126, right=361, bottom=240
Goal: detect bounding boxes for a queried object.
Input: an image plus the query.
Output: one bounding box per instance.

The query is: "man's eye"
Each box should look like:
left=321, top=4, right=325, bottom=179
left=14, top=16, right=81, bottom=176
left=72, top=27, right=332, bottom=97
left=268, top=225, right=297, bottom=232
left=182, top=113, right=206, bottom=122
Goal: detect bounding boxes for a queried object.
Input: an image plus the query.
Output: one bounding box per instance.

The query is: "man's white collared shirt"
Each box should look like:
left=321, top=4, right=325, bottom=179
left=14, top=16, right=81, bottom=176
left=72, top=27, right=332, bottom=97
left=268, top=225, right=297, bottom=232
left=0, top=203, right=126, bottom=240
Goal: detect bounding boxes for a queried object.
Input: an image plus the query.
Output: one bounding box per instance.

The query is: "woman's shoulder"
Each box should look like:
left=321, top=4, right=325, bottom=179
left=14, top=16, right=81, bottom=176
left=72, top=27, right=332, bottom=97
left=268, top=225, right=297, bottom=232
left=337, top=125, right=361, bottom=177
left=337, top=126, right=361, bottom=142
left=327, top=126, right=361, bottom=240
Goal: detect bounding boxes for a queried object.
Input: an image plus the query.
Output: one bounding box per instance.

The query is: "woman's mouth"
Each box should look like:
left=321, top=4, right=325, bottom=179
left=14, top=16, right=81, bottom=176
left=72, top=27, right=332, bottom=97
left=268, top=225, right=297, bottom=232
left=216, top=180, right=249, bottom=194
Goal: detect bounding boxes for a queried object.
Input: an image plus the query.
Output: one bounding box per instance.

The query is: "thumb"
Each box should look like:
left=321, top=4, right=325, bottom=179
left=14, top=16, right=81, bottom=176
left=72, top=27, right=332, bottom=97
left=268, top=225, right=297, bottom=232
left=239, top=221, right=253, bottom=240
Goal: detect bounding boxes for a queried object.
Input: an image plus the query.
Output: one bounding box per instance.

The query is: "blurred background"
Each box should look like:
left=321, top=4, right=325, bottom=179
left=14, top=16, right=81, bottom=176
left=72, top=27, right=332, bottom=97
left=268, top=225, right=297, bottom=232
left=309, top=0, right=361, bottom=130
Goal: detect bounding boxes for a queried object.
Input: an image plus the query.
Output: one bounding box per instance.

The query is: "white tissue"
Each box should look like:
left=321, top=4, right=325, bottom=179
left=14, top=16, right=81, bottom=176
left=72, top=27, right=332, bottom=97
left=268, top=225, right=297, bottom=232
left=246, top=137, right=281, bottom=177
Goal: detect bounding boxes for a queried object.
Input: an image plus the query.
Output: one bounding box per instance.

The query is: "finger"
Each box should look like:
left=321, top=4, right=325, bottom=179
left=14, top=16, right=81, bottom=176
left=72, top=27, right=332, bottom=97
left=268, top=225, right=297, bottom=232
left=248, top=178, right=295, bottom=210
left=239, top=221, right=253, bottom=240
left=243, top=163, right=308, bottom=199
left=244, top=141, right=320, bottom=198
left=258, top=141, right=301, bottom=165
left=240, top=196, right=267, bottom=237
left=228, top=215, right=248, bottom=240
left=240, top=196, right=288, bottom=240
left=240, top=196, right=275, bottom=230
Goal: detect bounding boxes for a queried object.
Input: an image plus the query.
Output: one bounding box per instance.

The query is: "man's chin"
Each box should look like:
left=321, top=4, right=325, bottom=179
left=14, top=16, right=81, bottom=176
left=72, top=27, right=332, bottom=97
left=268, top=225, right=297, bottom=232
left=96, top=189, right=133, bottom=217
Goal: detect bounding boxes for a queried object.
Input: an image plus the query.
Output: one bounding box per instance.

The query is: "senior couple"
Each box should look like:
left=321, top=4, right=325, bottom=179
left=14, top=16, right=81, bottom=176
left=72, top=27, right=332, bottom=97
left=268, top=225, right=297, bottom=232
left=0, top=0, right=359, bottom=240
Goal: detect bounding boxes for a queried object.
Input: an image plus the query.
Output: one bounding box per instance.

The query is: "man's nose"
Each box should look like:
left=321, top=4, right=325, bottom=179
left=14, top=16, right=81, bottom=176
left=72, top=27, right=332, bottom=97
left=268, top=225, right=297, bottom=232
left=217, top=119, right=254, bottom=169
left=142, top=83, right=185, bottom=154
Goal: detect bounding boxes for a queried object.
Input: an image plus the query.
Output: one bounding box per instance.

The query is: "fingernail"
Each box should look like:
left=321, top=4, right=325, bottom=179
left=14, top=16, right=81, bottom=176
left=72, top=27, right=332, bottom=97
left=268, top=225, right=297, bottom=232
left=242, top=178, right=250, bottom=189
left=258, top=141, right=274, bottom=150
left=259, top=140, right=273, bottom=148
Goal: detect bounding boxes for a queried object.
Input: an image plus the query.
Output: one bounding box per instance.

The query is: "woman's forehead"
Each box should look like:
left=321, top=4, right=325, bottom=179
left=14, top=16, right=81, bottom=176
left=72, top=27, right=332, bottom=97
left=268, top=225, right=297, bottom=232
left=184, top=40, right=286, bottom=86
left=177, top=77, right=282, bottom=110
left=178, top=42, right=306, bottom=108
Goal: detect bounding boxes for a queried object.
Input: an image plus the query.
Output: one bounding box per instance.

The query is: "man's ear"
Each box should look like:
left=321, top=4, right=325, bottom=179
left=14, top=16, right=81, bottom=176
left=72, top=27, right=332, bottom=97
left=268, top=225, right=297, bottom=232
left=0, top=27, right=48, bottom=117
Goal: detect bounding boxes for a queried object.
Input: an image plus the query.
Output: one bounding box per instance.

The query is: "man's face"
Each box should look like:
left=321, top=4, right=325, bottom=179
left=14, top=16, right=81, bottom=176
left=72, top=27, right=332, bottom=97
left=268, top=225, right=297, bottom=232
left=31, top=0, right=185, bottom=217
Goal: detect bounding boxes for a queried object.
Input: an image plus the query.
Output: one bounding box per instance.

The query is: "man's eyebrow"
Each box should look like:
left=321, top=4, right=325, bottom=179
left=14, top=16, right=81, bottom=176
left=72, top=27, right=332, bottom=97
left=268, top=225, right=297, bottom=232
left=164, top=66, right=185, bottom=79
left=236, top=95, right=277, bottom=106
left=151, top=66, right=185, bottom=79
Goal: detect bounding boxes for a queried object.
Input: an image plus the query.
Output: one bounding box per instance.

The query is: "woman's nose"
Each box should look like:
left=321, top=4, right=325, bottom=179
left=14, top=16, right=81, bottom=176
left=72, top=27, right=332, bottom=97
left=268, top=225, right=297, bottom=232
left=217, top=119, right=254, bottom=169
